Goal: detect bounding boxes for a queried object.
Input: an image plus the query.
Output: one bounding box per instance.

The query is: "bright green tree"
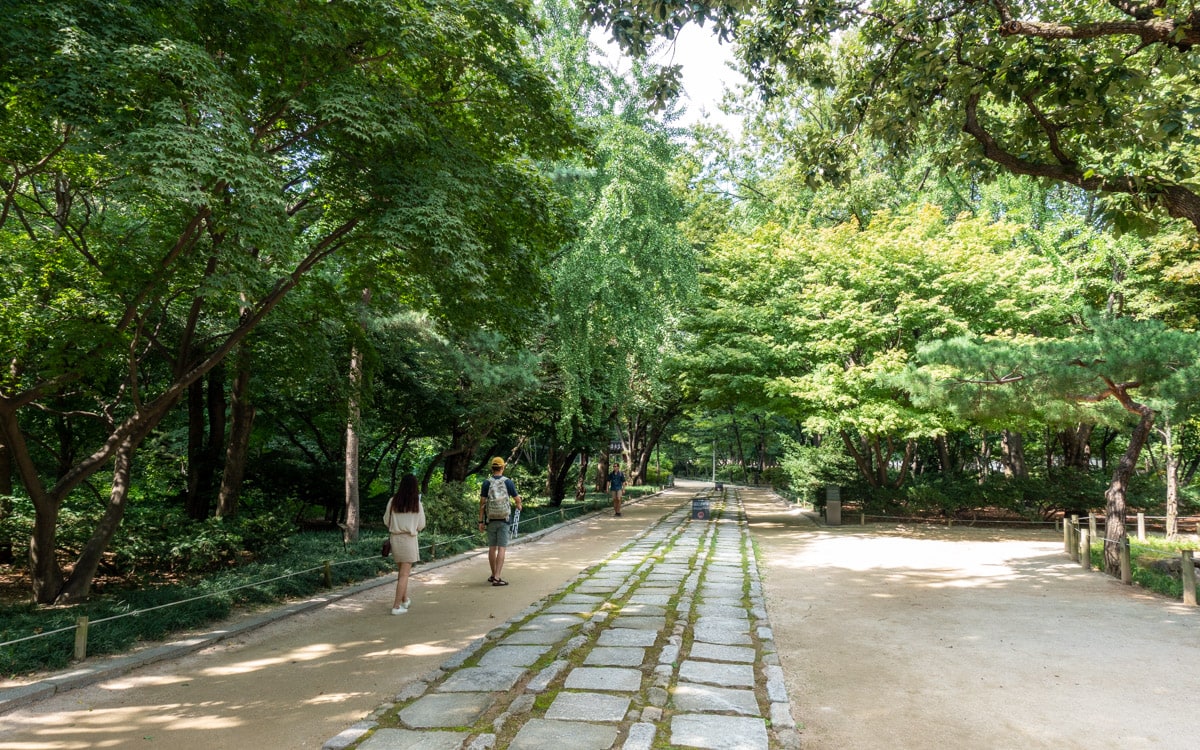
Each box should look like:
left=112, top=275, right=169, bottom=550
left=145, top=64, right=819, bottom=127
left=0, top=0, right=577, bottom=603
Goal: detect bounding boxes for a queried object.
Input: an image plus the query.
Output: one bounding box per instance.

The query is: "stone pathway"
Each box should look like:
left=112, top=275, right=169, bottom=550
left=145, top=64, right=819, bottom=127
left=323, top=487, right=799, bottom=750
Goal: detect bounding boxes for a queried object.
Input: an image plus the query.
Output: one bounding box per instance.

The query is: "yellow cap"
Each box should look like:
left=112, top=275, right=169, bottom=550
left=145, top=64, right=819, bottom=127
left=490, top=457, right=505, bottom=470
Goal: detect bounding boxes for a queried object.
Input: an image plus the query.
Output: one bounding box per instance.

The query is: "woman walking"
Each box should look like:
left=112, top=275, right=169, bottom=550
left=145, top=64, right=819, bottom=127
left=384, top=473, right=426, bottom=614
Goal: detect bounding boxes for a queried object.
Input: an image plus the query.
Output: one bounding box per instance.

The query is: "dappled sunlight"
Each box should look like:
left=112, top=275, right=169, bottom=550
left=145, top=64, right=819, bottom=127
left=2, top=703, right=247, bottom=740
left=200, top=641, right=342, bottom=676
left=365, top=641, right=459, bottom=659
left=304, top=692, right=372, bottom=705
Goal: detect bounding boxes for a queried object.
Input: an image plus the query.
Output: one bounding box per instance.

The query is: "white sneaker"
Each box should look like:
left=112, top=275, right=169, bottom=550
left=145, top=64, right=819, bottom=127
left=402, top=598, right=412, bottom=609
left=391, top=605, right=408, bottom=615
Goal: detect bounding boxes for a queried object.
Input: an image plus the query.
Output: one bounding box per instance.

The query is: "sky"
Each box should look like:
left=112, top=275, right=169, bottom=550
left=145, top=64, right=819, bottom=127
left=591, top=23, right=746, bottom=134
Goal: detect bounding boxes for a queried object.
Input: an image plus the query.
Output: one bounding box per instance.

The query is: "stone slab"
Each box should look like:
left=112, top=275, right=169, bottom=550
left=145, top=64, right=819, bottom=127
left=679, top=660, right=755, bottom=688
left=437, top=666, right=525, bottom=693
left=690, top=643, right=756, bottom=664
left=672, top=682, right=759, bottom=715
left=545, top=603, right=598, bottom=615
left=623, top=722, right=657, bottom=750
left=608, top=616, right=666, bottom=630
left=626, top=593, right=671, bottom=606
left=357, top=728, right=471, bottom=750
left=399, top=692, right=494, bottom=728
left=765, top=665, right=787, bottom=703
left=670, top=715, right=767, bottom=750
left=694, top=604, right=749, bottom=621
left=521, top=613, right=584, bottom=631
left=597, top=629, right=658, bottom=647
left=560, top=593, right=606, bottom=605
left=502, top=628, right=571, bottom=645
left=693, top=620, right=751, bottom=646
left=564, top=666, right=643, bottom=692
left=545, top=691, right=631, bottom=721
left=584, top=646, right=646, bottom=667
left=477, top=644, right=549, bottom=668
left=510, top=719, right=618, bottom=750
left=619, top=603, right=667, bottom=618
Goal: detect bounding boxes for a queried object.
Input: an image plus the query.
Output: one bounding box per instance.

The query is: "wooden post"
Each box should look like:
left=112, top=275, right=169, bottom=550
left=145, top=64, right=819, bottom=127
left=322, top=560, right=332, bottom=588
left=1079, top=528, right=1090, bottom=570
left=1119, top=538, right=1132, bottom=585
left=1068, top=517, right=1079, bottom=562
left=1137, top=513, right=1146, bottom=541
left=74, top=616, right=89, bottom=661
left=860, top=511, right=866, bottom=526
left=1062, top=516, right=1070, bottom=553
left=1088, top=513, right=1098, bottom=540
left=1182, top=551, right=1197, bottom=606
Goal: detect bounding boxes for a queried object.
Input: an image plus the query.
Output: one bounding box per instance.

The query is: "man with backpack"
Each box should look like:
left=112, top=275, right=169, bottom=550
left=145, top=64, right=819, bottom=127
left=479, top=456, right=522, bottom=586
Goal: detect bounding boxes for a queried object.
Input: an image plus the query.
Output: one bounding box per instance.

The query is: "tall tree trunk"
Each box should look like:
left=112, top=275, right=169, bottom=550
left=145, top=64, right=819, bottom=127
left=872, top=437, right=888, bottom=486
left=343, top=343, right=364, bottom=544
left=57, top=435, right=139, bottom=603
left=1103, top=403, right=1154, bottom=576
left=217, top=344, right=254, bottom=518
left=0, top=438, right=12, bottom=498
left=204, top=363, right=226, bottom=486
left=595, top=450, right=610, bottom=492
left=2, top=409, right=64, bottom=603
left=575, top=450, right=589, bottom=502
left=840, top=431, right=879, bottom=487
left=730, top=412, right=747, bottom=484
left=935, top=434, right=952, bottom=473
left=1162, top=419, right=1180, bottom=540
left=185, top=377, right=207, bottom=518
left=1000, top=429, right=1027, bottom=478
left=441, top=423, right=478, bottom=483
left=546, top=445, right=579, bottom=507
left=1060, top=424, right=1094, bottom=470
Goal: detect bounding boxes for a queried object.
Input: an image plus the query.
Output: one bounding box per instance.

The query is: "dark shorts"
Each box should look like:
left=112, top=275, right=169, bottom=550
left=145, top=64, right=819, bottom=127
left=486, top=519, right=511, bottom=547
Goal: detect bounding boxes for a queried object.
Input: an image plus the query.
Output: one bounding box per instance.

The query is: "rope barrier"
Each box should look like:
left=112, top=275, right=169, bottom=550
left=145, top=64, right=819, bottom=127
left=0, top=497, right=625, bottom=653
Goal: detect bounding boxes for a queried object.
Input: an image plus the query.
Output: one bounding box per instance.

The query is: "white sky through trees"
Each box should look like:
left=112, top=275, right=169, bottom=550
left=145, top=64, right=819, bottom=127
left=591, top=23, right=744, bottom=135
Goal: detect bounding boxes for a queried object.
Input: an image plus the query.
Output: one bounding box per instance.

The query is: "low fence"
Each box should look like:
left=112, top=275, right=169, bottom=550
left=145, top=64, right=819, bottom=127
left=1061, top=514, right=1197, bottom=607
left=0, top=494, right=655, bottom=670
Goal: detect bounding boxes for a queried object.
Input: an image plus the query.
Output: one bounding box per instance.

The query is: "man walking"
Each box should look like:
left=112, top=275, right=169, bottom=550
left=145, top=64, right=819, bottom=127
left=608, top=462, right=625, bottom=517
left=479, top=457, right=522, bottom=586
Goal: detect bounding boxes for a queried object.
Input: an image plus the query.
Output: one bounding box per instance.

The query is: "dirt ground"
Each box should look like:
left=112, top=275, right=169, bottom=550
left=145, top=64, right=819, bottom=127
left=740, top=486, right=1200, bottom=750
left=2, top=482, right=1199, bottom=749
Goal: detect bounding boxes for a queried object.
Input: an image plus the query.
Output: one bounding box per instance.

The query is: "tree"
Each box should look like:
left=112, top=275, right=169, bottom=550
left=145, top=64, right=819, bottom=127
left=682, top=203, right=1078, bottom=489
left=912, top=315, right=1200, bottom=574
left=0, top=0, right=577, bottom=603
left=585, top=0, right=1200, bottom=235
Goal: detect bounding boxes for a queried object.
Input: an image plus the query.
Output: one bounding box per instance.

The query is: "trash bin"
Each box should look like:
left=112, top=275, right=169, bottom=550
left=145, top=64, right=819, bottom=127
left=691, top=496, right=710, bottom=520
left=825, top=485, right=841, bottom=526
left=715, top=481, right=724, bottom=491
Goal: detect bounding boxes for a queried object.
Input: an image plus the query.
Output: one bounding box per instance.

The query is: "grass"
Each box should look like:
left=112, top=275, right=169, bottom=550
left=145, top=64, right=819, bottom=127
left=1083, top=535, right=1200, bottom=600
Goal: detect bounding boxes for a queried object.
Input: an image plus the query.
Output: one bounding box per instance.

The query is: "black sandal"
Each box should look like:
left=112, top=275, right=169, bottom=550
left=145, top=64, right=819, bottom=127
left=492, top=579, right=509, bottom=586
left=488, top=575, right=496, bottom=583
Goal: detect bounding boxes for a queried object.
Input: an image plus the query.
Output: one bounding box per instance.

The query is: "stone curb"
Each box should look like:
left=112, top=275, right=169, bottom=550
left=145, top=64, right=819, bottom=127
left=0, top=493, right=661, bottom=716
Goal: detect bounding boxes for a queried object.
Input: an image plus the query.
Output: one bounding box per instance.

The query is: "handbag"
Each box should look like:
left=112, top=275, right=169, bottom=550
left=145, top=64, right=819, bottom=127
left=381, top=538, right=392, bottom=557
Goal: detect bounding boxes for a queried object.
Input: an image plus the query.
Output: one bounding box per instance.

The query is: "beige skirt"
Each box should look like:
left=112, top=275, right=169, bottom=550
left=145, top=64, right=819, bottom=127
left=389, top=533, right=420, bottom=564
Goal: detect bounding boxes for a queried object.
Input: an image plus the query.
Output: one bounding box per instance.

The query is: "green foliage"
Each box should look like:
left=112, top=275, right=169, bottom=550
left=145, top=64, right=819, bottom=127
left=0, top=530, right=394, bottom=676
left=778, top=436, right=857, bottom=499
